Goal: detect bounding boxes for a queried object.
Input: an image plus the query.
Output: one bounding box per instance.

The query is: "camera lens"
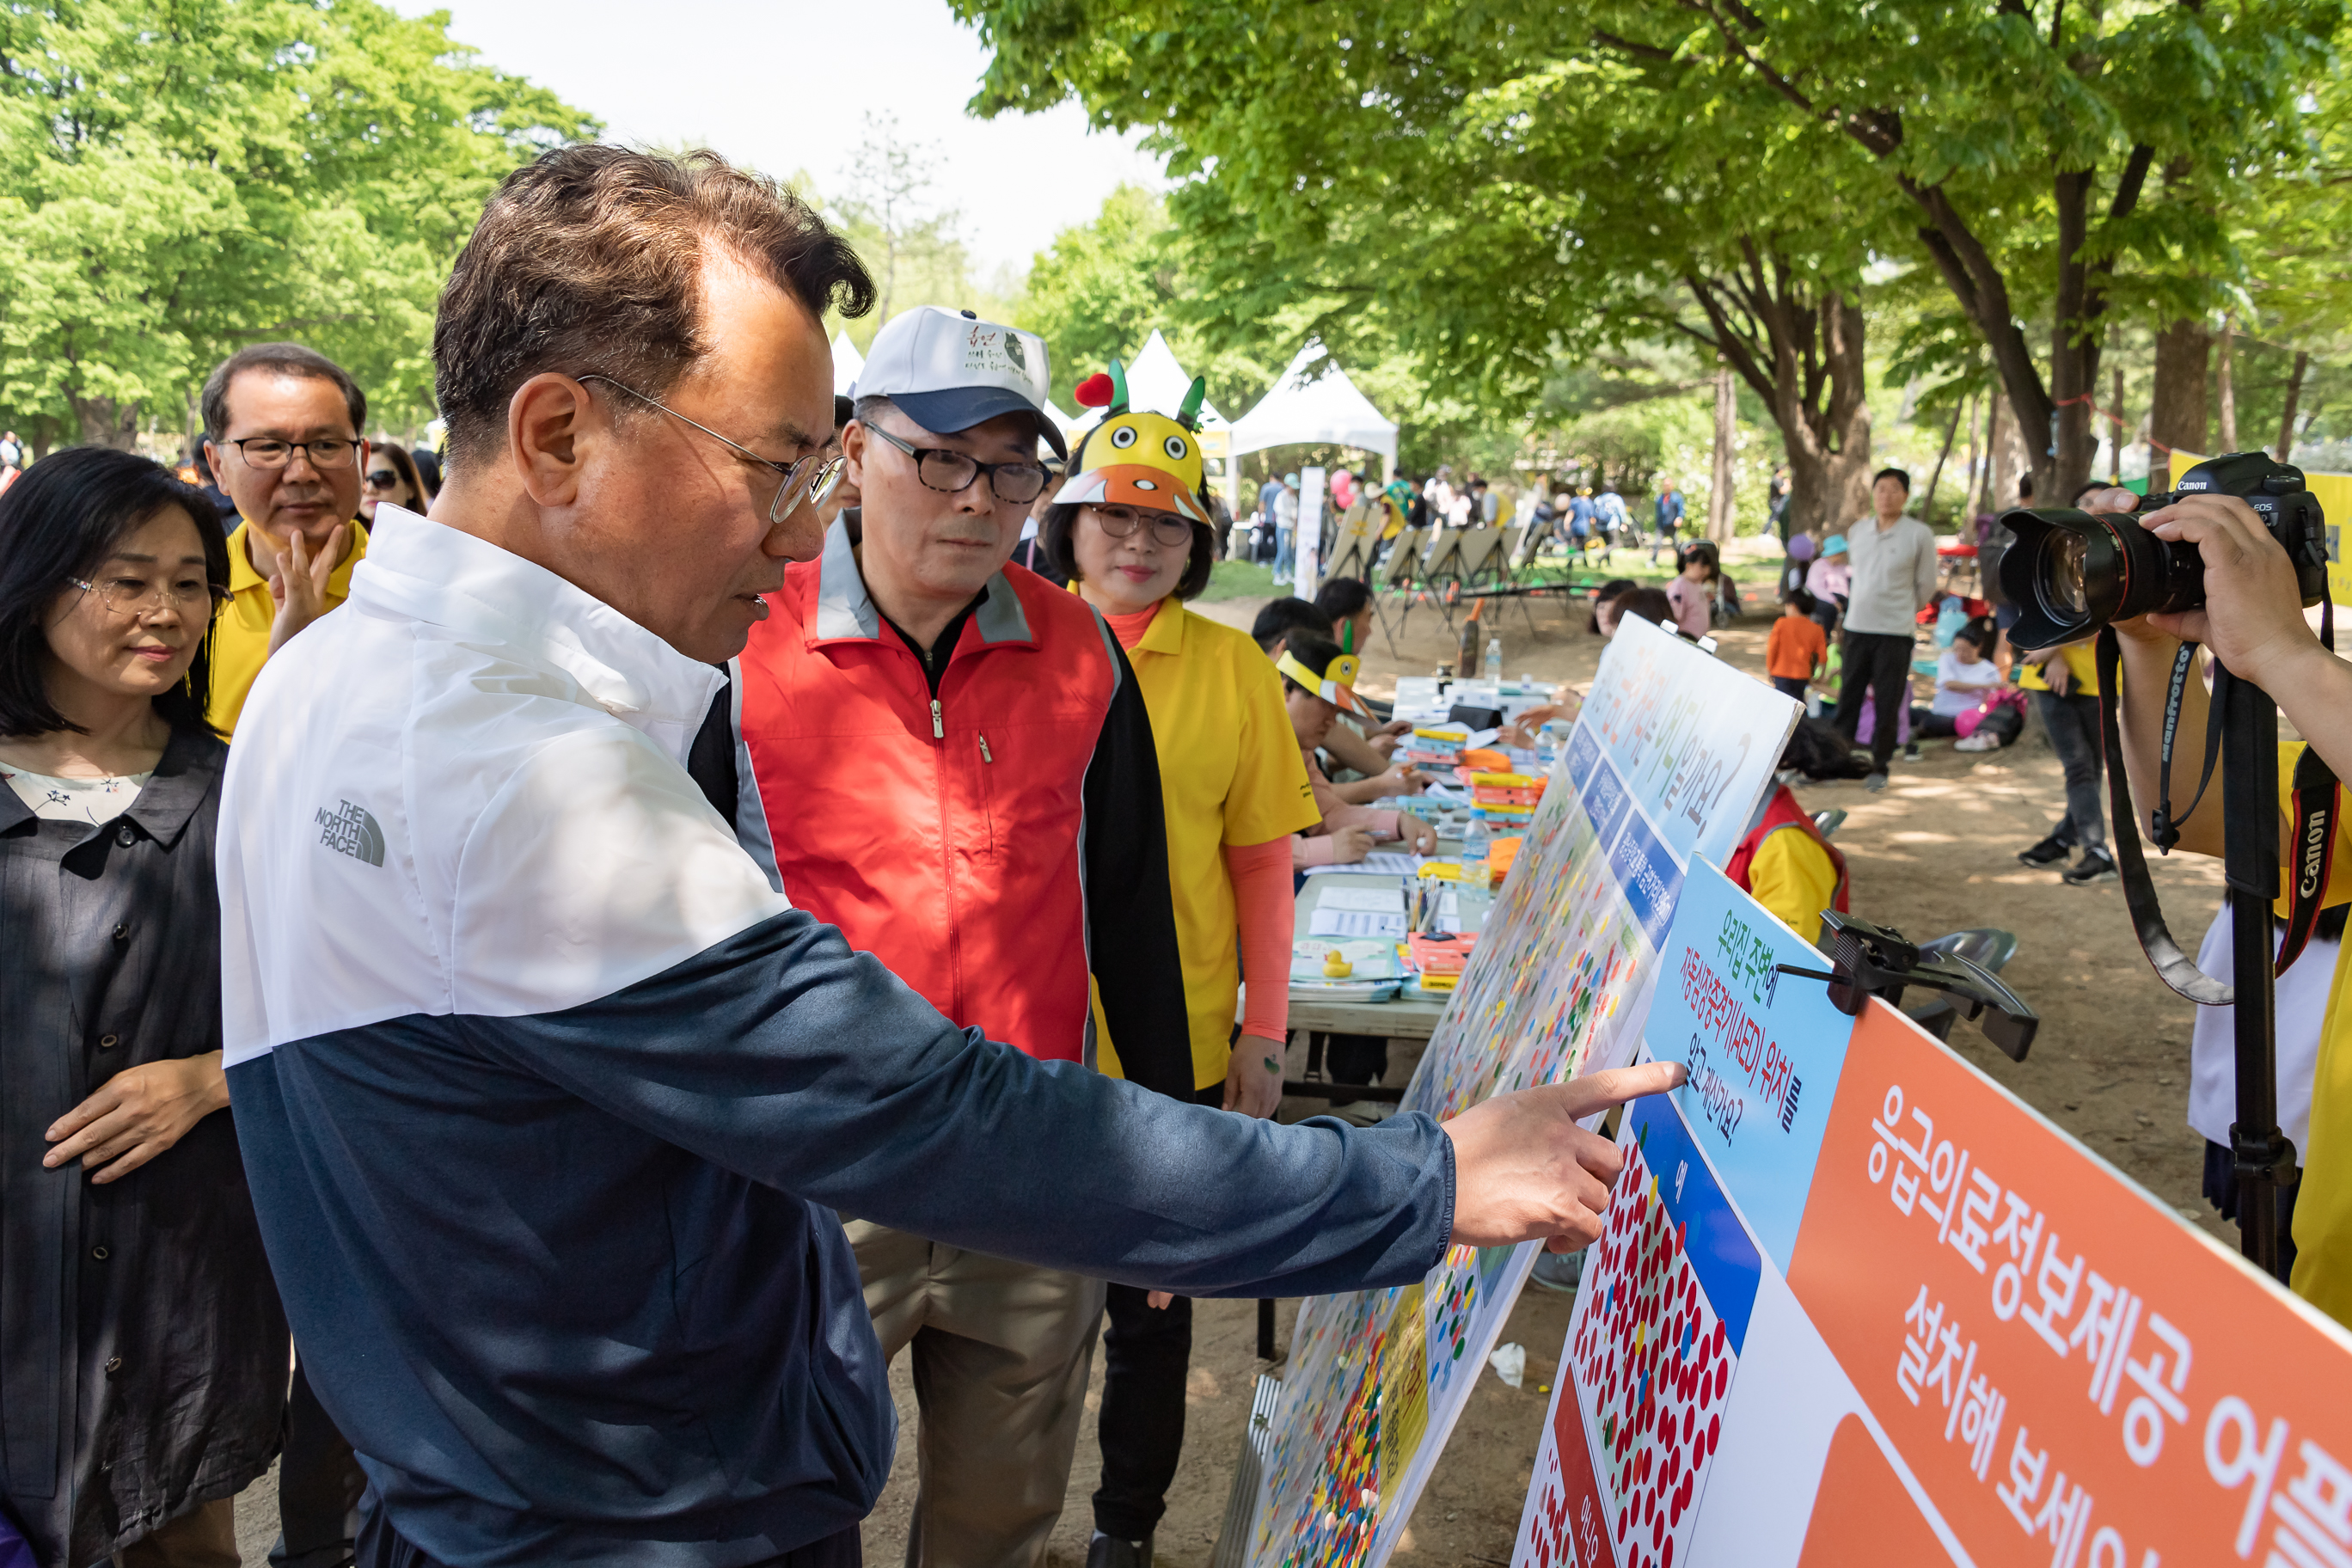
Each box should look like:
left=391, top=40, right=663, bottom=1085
left=2000, top=505, right=2205, bottom=649
left=2046, top=532, right=2091, bottom=617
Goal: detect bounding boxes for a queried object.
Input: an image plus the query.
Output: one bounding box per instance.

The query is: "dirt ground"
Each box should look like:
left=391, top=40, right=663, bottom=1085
left=861, top=560, right=2229, bottom=1568
left=230, top=549, right=2239, bottom=1567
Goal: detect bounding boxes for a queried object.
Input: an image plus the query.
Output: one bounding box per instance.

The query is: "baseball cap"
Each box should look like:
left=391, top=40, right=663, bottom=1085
left=851, top=306, right=1066, bottom=459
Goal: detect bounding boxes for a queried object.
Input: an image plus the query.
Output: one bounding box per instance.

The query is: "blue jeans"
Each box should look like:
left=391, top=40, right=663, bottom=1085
left=1273, top=526, right=1294, bottom=575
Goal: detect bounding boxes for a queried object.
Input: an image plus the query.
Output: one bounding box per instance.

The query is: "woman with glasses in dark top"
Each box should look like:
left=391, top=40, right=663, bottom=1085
left=358, top=443, right=429, bottom=530
left=0, top=447, right=288, bottom=1568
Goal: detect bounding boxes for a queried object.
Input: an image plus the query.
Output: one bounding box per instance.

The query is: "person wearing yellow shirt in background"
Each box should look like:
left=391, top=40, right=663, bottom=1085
left=199, top=343, right=372, bottom=738
left=2015, top=636, right=2116, bottom=885
left=1725, top=721, right=1849, bottom=943
left=197, top=341, right=377, bottom=1567
left=1043, top=360, right=1321, bottom=1568
left=2104, top=483, right=2352, bottom=1323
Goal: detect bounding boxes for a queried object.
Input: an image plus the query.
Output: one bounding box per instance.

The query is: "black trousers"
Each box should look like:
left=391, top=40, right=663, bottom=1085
left=274, top=1357, right=365, bottom=1568
left=1094, top=1082, right=1225, bottom=1540
left=1832, top=631, right=1915, bottom=771
left=355, top=1501, right=861, bottom=1568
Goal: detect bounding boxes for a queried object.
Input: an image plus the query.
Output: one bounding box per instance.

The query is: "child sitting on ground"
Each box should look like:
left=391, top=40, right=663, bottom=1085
left=1912, top=623, right=2003, bottom=738
left=1766, top=588, right=1828, bottom=701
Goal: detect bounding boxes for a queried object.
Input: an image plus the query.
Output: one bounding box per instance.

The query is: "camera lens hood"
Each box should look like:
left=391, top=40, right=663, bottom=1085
left=1998, top=505, right=2202, bottom=649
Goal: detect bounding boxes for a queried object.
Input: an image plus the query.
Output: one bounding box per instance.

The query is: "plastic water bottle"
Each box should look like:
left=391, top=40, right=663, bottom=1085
left=1536, top=720, right=1567, bottom=770
left=1458, top=818, right=1491, bottom=934
left=1483, top=636, right=1503, bottom=682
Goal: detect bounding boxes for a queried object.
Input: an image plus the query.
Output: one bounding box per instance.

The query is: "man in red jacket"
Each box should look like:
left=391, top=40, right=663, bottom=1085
left=728, top=305, right=1193, bottom=1565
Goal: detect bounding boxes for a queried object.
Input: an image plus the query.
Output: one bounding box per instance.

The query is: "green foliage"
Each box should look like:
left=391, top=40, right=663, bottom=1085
left=958, top=0, right=2348, bottom=500
left=0, top=0, right=596, bottom=448
left=817, top=113, right=1024, bottom=350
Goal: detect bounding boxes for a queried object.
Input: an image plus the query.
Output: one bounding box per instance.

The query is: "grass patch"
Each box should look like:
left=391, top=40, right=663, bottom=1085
left=1201, top=560, right=1286, bottom=602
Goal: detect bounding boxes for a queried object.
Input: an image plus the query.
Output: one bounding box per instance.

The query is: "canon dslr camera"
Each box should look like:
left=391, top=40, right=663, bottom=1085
left=1998, top=451, right=2330, bottom=650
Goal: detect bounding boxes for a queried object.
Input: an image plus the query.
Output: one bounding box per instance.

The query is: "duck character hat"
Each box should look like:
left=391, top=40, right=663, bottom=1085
left=1052, top=358, right=1212, bottom=524
left=1275, top=646, right=1375, bottom=718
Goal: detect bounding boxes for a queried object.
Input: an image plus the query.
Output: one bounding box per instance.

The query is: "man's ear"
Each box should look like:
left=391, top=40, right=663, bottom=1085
left=509, top=374, right=592, bottom=508
left=841, top=420, right=871, bottom=489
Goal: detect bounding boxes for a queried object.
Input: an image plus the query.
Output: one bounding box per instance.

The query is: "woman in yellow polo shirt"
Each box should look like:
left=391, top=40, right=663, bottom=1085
left=1040, top=363, right=1321, bottom=1562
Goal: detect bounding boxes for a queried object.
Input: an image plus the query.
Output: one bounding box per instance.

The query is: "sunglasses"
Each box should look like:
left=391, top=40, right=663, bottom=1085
left=364, top=469, right=402, bottom=489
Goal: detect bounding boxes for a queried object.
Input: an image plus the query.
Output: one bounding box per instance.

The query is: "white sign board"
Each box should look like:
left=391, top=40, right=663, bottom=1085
left=1296, top=466, right=1326, bottom=595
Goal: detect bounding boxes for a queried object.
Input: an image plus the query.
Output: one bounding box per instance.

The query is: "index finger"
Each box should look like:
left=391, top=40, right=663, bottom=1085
left=316, top=524, right=347, bottom=585
left=1554, top=1060, right=1687, bottom=1119
left=2134, top=491, right=2267, bottom=544
left=2075, top=487, right=2140, bottom=514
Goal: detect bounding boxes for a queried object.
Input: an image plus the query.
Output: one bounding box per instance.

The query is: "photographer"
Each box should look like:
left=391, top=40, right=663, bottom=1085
left=2106, top=485, right=2352, bottom=1325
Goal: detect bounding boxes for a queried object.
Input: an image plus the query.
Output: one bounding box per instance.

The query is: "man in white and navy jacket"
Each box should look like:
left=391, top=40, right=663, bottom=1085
left=217, top=144, right=1679, bottom=1568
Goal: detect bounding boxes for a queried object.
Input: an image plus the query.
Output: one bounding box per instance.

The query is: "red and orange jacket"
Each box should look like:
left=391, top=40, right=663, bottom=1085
left=725, top=518, right=1195, bottom=1100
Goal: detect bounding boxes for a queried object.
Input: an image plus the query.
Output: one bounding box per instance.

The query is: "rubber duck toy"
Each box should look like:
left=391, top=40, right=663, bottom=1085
left=1323, top=949, right=1354, bottom=979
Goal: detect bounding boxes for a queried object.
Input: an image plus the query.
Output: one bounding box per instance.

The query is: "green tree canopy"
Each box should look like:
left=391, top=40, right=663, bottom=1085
left=0, top=0, right=596, bottom=450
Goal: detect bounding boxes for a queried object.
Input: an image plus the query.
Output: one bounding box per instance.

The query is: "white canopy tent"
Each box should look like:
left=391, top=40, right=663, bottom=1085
left=1228, top=340, right=1398, bottom=469
left=830, top=331, right=864, bottom=398
left=1123, top=330, right=1228, bottom=426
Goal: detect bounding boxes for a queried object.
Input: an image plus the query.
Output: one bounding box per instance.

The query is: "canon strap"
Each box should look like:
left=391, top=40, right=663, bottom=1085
left=2097, top=598, right=2341, bottom=1006
left=2281, top=596, right=2342, bottom=974
left=2098, top=627, right=2230, bottom=1004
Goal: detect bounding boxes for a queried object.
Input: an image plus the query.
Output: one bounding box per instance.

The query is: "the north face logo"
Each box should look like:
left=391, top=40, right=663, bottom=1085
left=315, top=800, right=384, bottom=867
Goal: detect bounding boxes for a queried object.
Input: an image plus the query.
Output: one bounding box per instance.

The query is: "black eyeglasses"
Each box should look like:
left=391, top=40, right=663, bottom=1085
left=863, top=422, right=1050, bottom=505
left=1088, top=504, right=1194, bottom=548
left=581, top=374, right=843, bottom=524
left=227, top=438, right=358, bottom=471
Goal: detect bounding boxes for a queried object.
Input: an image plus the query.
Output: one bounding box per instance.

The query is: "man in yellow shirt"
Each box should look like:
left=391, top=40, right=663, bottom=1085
left=2108, top=486, right=2352, bottom=1325
left=196, top=341, right=375, bottom=1565
left=199, top=342, right=372, bottom=737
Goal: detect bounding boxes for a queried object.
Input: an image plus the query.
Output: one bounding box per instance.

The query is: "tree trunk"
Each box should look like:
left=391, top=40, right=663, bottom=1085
left=2278, top=350, right=2311, bottom=462
left=1921, top=401, right=1963, bottom=522
left=2110, top=368, right=2125, bottom=483
left=2216, top=312, right=2238, bottom=450
left=1707, top=361, right=1736, bottom=542
left=1975, top=394, right=1999, bottom=515
left=1988, top=390, right=2034, bottom=510
left=70, top=395, right=141, bottom=451
left=2150, top=317, right=2211, bottom=465
left=1684, top=266, right=1871, bottom=538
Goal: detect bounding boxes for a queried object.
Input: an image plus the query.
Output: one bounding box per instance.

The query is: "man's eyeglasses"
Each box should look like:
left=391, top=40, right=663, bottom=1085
left=364, top=469, right=402, bottom=490
left=1089, top=505, right=1195, bottom=548
left=863, top=423, right=1049, bottom=505
left=71, top=573, right=229, bottom=622
left=580, top=374, right=842, bottom=524
left=226, top=438, right=359, bottom=471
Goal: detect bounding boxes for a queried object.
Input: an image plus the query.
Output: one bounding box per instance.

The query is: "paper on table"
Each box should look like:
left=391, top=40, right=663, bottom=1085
left=1300, top=852, right=1426, bottom=878
left=1316, top=886, right=1408, bottom=913
left=1308, top=910, right=1408, bottom=938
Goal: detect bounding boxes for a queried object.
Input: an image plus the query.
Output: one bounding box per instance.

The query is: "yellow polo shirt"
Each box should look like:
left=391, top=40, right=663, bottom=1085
left=2274, top=742, right=2352, bottom=1326
left=1747, top=830, right=1840, bottom=943
left=1113, top=599, right=1320, bottom=1088
left=207, top=520, right=369, bottom=739
left=2018, top=640, right=2101, bottom=695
